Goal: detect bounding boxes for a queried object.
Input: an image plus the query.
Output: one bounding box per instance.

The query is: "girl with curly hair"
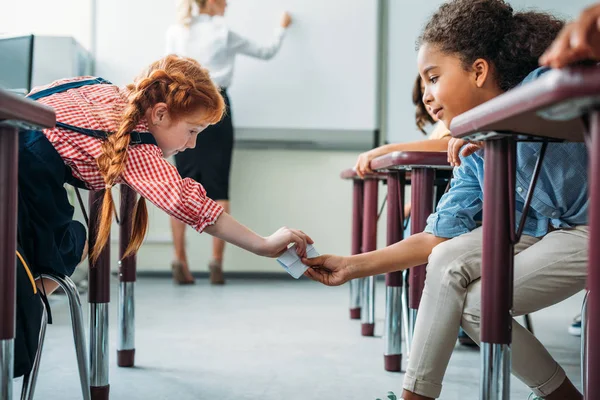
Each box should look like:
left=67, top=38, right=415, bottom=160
left=353, top=74, right=450, bottom=179
left=305, top=1, right=587, bottom=399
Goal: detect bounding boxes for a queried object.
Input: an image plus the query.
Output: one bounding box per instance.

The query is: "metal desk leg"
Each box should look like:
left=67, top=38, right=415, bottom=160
left=586, top=110, right=600, bottom=399
left=480, top=138, right=514, bottom=400
left=361, top=178, right=378, bottom=336
left=349, top=180, right=364, bottom=320
left=408, top=168, right=434, bottom=334
left=384, top=171, right=405, bottom=371
left=88, top=190, right=110, bottom=400
left=118, top=186, right=137, bottom=367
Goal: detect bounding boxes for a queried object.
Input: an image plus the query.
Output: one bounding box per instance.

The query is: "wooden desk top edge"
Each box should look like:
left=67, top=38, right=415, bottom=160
left=371, top=150, right=451, bottom=170
left=0, top=89, right=56, bottom=130
left=450, top=67, right=600, bottom=141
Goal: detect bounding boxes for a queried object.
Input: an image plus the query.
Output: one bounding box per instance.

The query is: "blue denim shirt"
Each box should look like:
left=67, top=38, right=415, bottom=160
left=424, top=67, right=589, bottom=238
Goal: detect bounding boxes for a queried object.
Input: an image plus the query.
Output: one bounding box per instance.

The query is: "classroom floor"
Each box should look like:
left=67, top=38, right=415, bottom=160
left=18, top=277, right=583, bottom=400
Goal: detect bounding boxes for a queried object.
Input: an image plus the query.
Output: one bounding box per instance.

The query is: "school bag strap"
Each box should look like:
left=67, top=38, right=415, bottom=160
left=28, top=78, right=136, bottom=224
left=16, top=250, right=36, bottom=294
left=26, top=77, right=158, bottom=146
left=14, top=245, right=48, bottom=377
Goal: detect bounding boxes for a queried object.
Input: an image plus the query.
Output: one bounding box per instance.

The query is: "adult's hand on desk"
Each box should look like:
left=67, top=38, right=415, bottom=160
left=280, top=12, right=292, bottom=28
left=540, top=3, right=600, bottom=68
left=448, top=138, right=483, bottom=167
left=302, top=255, right=352, bottom=286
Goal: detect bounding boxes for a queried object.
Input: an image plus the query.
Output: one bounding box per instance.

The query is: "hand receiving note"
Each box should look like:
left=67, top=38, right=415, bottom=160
left=277, top=244, right=319, bottom=279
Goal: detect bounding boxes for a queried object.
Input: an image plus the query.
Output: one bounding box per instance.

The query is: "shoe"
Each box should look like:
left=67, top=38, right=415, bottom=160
left=568, top=314, right=582, bottom=337
left=458, top=327, right=478, bottom=347
left=209, top=260, right=225, bottom=285
left=375, top=392, right=398, bottom=400
left=528, top=393, right=543, bottom=400
left=171, top=260, right=195, bottom=285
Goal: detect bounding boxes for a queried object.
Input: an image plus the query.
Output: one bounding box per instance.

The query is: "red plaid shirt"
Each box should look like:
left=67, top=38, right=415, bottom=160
left=30, top=77, right=223, bottom=233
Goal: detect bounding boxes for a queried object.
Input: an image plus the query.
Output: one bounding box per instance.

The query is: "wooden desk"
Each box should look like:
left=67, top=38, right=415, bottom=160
left=371, top=151, right=451, bottom=372
left=340, top=169, right=386, bottom=338
left=0, top=89, right=55, bottom=400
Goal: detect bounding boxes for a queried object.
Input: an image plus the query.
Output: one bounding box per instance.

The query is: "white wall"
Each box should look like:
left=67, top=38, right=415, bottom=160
left=93, top=0, right=379, bottom=149
left=94, top=0, right=379, bottom=133
left=0, top=0, right=92, bottom=50
left=93, top=0, right=173, bottom=86
left=125, top=149, right=390, bottom=273
left=385, top=0, right=598, bottom=144
left=3, top=0, right=596, bottom=275
left=89, top=0, right=388, bottom=273
left=70, top=148, right=391, bottom=274
left=225, top=0, right=378, bottom=131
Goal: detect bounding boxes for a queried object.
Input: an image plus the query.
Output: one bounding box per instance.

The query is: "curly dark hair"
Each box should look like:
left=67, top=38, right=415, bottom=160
left=412, top=75, right=434, bottom=134
left=417, top=0, right=564, bottom=91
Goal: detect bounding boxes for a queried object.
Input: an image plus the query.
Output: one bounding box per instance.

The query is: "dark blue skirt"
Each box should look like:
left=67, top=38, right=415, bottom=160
left=18, top=130, right=87, bottom=276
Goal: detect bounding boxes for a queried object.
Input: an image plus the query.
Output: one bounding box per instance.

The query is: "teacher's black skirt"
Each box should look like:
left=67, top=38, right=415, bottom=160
left=174, top=89, right=234, bottom=201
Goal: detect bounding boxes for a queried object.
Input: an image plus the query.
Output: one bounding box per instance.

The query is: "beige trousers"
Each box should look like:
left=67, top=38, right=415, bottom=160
left=402, top=226, right=588, bottom=398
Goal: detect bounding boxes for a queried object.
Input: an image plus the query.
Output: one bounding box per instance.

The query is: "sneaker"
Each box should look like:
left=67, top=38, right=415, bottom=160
left=458, top=327, right=478, bottom=347
left=376, top=392, right=398, bottom=400
left=528, top=393, right=543, bottom=400
left=568, top=314, right=582, bottom=337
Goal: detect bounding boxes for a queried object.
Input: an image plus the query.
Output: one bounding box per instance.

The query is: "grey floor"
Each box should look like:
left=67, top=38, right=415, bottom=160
left=17, top=277, right=583, bottom=400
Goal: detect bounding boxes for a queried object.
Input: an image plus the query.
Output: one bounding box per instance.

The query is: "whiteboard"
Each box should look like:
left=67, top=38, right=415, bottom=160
left=224, top=0, right=379, bottom=131
left=94, top=0, right=379, bottom=147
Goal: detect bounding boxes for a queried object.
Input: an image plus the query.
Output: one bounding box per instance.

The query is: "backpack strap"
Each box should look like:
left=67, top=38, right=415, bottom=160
left=54, top=122, right=158, bottom=146
left=26, top=77, right=113, bottom=101
left=74, top=186, right=90, bottom=227
left=73, top=185, right=120, bottom=227
left=15, top=249, right=53, bottom=324
left=27, top=78, right=158, bottom=146
left=16, top=251, right=36, bottom=294
left=16, top=246, right=54, bottom=325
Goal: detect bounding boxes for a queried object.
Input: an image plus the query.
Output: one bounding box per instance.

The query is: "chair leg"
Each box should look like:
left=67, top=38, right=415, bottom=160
left=41, top=274, right=91, bottom=400
left=523, top=314, right=534, bottom=334
left=20, top=301, right=48, bottom=400
left=402, top=270, right=411, bottom=356
left=582, top=290, right=590, bottom=393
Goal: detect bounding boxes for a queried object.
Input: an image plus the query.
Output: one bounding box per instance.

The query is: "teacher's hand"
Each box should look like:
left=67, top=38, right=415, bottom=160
left=281, top=12, right=292, bottom=28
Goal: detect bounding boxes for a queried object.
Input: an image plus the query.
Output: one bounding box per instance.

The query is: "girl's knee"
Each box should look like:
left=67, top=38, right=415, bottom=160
left=427, top=243, right=474, bottom=287
left=427, top=231, right=484, bottom=290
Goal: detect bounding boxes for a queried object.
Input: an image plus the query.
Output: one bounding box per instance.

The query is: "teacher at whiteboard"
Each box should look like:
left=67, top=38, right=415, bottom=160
left=166, top=0, right=292, bottom=285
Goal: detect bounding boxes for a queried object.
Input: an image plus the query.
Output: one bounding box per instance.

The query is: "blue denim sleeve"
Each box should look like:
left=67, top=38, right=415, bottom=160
left=424, top=154, right=483, bottom=238
left=520, top=66, right=552, bottom=85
